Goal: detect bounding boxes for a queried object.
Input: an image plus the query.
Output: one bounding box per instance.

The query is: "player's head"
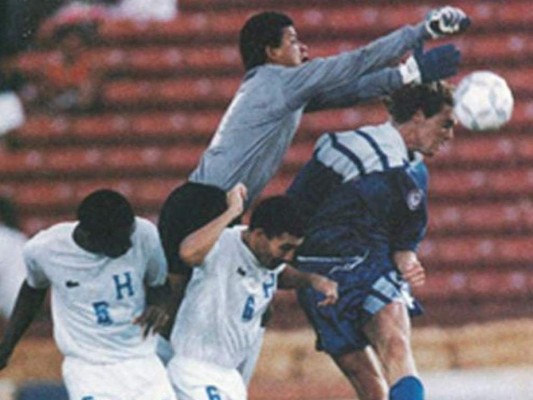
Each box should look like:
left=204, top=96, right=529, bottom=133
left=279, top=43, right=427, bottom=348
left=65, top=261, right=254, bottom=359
left=239, top=11, right=308, bottom=70
left=76, top=189, right=135, bottom=258
left=386, top=81, right=455, bottom=157
left=246, top=196, right=305, bottom=269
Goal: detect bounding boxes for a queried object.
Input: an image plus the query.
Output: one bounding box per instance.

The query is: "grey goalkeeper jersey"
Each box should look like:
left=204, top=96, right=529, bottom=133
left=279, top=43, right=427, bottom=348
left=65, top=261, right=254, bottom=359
left=189, top=23, right=428, bottom=205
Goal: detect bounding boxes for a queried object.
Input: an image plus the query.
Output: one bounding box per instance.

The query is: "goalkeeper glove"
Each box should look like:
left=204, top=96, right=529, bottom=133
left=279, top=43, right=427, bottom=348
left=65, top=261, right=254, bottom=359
left=425, top=6, right=471, bottom=38
left=399, top=43, right=461, bottom=84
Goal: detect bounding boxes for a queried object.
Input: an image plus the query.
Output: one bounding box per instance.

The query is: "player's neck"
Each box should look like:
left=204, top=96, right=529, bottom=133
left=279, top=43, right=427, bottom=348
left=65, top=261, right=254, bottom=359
left=241, top=230, right=252, bottom=250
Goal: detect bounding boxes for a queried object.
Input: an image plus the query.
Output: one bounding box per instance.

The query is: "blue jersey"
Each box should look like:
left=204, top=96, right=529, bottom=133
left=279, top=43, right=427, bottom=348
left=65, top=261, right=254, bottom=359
left=287, top=122, right=428, bottom=259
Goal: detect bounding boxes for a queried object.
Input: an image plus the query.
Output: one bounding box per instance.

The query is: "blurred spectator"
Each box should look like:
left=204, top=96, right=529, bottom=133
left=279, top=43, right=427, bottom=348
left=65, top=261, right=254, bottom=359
left=46, top=0, right=118, bottom=27
left=0, top=197, right=27, bottom=320
left=33, top=23, right=103, bottom=113
left=0, top=0, right=66, bottom=55
left=0, top=68, right=26, bottom=137
left=114, top=0, right=177, bottom=21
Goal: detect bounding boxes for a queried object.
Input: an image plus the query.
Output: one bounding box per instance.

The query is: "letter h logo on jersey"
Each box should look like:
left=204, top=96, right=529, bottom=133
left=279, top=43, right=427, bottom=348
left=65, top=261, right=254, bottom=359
left=92, top=272, right=135, bottom=326
left=113, top=271, right=135, bottom=300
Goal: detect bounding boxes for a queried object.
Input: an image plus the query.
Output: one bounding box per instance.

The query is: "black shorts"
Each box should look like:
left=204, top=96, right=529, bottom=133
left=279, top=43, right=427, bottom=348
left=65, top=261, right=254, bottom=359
left=158, top=182, right=227, bottom=275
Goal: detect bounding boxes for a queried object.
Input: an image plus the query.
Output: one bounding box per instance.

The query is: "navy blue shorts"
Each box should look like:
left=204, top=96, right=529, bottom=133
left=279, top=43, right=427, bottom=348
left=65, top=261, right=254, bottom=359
left=297, top=255, right=422, bottom=356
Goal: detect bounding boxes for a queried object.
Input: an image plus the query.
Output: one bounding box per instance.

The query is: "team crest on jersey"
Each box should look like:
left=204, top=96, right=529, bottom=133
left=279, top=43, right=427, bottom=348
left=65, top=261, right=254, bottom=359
left=406, top=189, right=424, bottom=210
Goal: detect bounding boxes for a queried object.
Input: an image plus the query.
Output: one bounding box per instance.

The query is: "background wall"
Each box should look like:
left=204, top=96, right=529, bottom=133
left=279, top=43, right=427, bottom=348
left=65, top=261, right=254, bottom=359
left=0, top=0, right=532, bottom=398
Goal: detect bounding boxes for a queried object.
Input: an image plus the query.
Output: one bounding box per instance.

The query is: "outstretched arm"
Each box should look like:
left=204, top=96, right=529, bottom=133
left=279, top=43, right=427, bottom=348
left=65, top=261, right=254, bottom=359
left=179, top=183, right=247, bottom=267
left=278, top=264, right=338, bottom=307
left=287, top=6, right=469, bottom=109
left=0, top=281, right=48, bottom=370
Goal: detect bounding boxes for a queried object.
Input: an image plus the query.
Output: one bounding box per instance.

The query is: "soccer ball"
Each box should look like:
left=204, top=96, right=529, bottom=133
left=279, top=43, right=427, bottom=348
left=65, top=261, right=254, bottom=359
left=453, top=71, right=514, bottom=131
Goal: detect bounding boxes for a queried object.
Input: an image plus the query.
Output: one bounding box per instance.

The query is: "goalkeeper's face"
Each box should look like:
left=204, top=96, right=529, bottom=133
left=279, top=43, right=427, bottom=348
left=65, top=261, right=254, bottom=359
left=267, top=26, right=309, bottom=67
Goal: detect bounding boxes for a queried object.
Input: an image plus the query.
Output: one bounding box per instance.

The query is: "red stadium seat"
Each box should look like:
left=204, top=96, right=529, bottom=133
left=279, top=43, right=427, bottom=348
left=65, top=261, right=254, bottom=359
left=414, top=270, right=532, bottom=300
left=419, top=236, right=533, bottom=266
left=97, top=3, right=532, bottom=45
left=0, top=177, right=182, bottom=212
left=102, top=77, right=240, bottom=107
left=0, top=145, right=204, bottom=178
left=13, top=111, right=222, bottom=144
left=428, top=200, right=533, bottom=234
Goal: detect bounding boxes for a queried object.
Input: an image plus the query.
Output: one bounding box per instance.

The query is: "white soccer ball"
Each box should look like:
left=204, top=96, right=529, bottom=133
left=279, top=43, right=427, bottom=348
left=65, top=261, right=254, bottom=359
left=453, top=71, right=514, bottom=131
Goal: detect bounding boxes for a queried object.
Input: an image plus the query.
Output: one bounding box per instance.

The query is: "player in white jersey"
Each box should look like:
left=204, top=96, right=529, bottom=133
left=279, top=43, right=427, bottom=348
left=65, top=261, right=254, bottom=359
left=166, top=184, right=338, bottom=400
left=0, top=190, right=176, bottom=400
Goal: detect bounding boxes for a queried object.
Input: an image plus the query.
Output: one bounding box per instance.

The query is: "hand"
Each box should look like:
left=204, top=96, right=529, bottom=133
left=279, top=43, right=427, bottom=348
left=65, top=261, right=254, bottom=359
left=394, top=251, right=425, bottom=287
left=310, top=275, right=338, bottom=307
left=226, top=183, right=247, bottom=219
left=414, top=43, right=461, bottom=83
left=133, top=305, right=170, bottom=338
left=425, top=6, right=471, bottom=38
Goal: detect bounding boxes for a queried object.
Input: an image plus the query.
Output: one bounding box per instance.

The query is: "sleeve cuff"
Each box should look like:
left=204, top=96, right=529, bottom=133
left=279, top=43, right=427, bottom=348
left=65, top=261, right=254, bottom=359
left=398, top=55, right=422, bottom=85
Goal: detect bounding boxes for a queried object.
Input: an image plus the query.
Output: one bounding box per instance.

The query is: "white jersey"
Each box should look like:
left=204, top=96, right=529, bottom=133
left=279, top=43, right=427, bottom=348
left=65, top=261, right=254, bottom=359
left=23, top=217, right=168, bottom=364
left=170, top=226, right=284, bottom=369
left=0, top=225, right=27, bottom=319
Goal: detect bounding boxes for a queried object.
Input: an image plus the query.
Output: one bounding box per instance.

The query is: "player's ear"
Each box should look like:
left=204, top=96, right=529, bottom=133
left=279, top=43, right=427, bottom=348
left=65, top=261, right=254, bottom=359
left=251, top=227, right=268, bottom=241
left=265, top=45, right=280, bottom=63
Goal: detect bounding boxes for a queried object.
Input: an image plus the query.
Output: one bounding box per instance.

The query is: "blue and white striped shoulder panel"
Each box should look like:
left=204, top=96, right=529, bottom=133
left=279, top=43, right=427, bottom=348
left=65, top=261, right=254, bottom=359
left=314, top=123, right=409, bottom=183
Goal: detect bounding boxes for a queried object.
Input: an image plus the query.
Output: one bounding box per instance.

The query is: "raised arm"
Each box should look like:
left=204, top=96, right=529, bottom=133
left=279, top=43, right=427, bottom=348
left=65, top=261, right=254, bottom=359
left=0, top=281, right=48, bottom=370
left=305, top=43, right=461, bottom=113
left=284, top=6, right=468, bottom=109
left=179, top=183, right=247, bottom=267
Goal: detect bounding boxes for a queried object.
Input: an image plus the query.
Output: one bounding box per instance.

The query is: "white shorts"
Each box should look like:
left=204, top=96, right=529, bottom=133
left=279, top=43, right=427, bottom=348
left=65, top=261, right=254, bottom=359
left=63, top=355, right=176, bottom=400
left=167, top=356, right=247, bottom=400
left=237, top=328, right=265, bottom=386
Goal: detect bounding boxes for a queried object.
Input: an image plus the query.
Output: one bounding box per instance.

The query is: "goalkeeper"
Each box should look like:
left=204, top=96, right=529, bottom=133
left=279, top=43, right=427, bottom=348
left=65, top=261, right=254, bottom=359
left=158, top=6, right=469, bottom=305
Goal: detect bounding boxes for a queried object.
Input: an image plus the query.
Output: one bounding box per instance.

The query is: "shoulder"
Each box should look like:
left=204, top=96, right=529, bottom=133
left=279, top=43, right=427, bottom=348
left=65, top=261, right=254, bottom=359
left=0, top=225, right=27, bottom=245
left=207, top=226, right=246, bottom=258
left=132, top=217, right=158, bottom=237
left=23, top=222, right=75, bottom=260
left=131, top=217, right=162, bottom=253
left=210, top=226, right=244, bottom=253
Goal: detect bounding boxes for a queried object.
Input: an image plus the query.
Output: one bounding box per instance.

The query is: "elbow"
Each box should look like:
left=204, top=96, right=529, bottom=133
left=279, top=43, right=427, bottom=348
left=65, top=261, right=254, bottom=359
left=178, top=245, right=203, bottom=268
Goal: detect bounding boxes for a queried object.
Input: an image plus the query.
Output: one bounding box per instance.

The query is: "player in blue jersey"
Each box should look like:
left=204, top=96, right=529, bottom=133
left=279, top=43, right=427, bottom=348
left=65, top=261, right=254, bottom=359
left=286, top=82, right=456, bottom=400
left=0, top=190, right=176, bottom=400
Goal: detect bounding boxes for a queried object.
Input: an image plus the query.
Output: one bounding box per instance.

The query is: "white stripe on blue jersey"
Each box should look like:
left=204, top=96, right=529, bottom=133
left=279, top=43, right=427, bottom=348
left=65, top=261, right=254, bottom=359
left=314, top=122, right=418, bottom=183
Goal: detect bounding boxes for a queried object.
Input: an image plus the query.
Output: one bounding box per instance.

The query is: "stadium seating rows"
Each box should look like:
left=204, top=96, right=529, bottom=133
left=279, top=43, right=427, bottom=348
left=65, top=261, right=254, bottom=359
left=3, top=172, right=533, bottom=227
left=4, top=134, right=533, bottom=181
left=12, top=95, right=533, bottom=148
left=2, top=0, right=532, bottom=324
left=16, top=34, right=533, bottom=78
left=94, top=2, right=532, bottom=44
